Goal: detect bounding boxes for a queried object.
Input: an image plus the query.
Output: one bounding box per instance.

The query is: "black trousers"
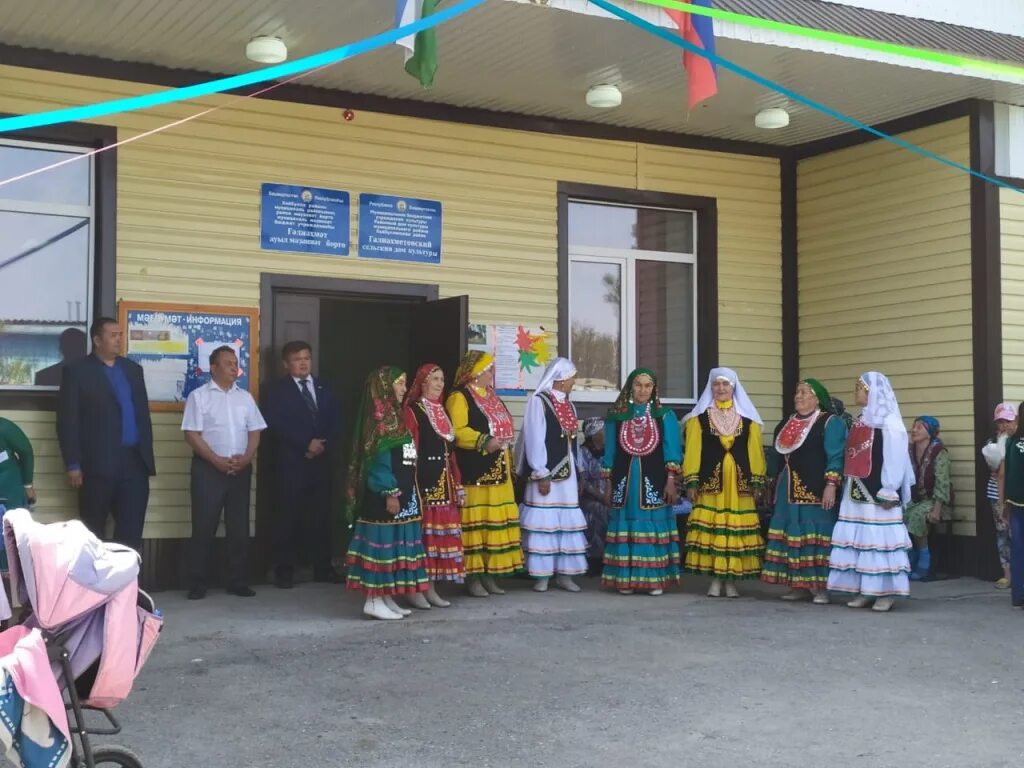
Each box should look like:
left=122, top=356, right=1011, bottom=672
left=271, top=458, right=333, bottom=572
left=79, top=446, right=150, bottom=553
left=187, top=457, right=251, bottom=589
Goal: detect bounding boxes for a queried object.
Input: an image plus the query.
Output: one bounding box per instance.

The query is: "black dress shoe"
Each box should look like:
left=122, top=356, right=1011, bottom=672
left=274, top=567, right=294, bottom=589
left=226, top=585, right=256, bottom=597
left=313, top=567, right=345, bottom=584
left=186, top=587, right=207, bottom=600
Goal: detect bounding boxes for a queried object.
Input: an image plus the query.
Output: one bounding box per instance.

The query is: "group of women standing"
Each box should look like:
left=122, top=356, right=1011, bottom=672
left=341, top=351, right=927, bottom=619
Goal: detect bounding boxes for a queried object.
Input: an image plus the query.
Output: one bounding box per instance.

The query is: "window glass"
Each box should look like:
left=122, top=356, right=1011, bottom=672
left=570, top=260, right=622, bottom=392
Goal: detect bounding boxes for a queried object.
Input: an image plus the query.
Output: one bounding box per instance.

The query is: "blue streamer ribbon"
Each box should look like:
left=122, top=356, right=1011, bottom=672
left=0, top=0, right=488, bottom=133
left=588, top=0, right=1022, bottom=194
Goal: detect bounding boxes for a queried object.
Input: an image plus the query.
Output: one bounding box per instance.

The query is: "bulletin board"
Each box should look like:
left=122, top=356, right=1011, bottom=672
left=118, top=301, right=260, bottom=412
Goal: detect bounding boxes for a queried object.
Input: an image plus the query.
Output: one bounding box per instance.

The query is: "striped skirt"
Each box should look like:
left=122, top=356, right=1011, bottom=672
left=345, top=518, right=429, bottom=597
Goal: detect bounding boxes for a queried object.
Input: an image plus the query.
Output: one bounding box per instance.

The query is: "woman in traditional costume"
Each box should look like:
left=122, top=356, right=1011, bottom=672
left=905, top=416, right=952, bottom=581
left=403, top=363, right=465, bottom=607
left=683, top=367, right=767, bottom=598
left=513, top=357, right=588, bottom=593
left=600, top=369, right=682, bottom=596
left=761, top=379, right=846, bottom=604
left=344, top=366, right=429, bottom=620
left=827, top=372, right=914, bottom=612
left=445, top=351, right=523, bottom=596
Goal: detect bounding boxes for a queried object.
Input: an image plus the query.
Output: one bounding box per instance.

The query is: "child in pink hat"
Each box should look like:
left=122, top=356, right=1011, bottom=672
left=982, top=403, right=1019, bottom=589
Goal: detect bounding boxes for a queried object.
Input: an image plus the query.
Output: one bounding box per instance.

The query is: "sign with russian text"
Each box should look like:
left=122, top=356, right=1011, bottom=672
left=260, top=183, right=350, bottom=256
left=119, top=301, right=260, bottom=412
left=358, top=193, right=442, bottom=264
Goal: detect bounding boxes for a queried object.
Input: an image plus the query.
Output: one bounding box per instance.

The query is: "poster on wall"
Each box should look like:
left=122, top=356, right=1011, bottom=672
left=260, top=183, right=350, bottom=256
left=467, top=323, right=553, bottom=394
left=358, top=193, right=442, bottom=264
left=118, top=301, right=259, bottom=412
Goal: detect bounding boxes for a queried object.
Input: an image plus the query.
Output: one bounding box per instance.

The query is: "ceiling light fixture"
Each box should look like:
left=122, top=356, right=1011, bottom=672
left=586, top=84, right=622, bottom=109
left=754, top=107, right=790, bottom=130
left=246, top=36, right=288, bottom=64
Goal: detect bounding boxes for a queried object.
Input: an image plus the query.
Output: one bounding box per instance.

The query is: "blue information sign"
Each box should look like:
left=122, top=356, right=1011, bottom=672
left=260, top=183, right=350, bottom=256
left=358, top=193, right=442, bottom=264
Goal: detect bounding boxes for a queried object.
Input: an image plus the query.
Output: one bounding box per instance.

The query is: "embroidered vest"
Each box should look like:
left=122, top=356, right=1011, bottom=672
left=454, top=387, right=509, bottom=486
left=412, top=403, right=455, bottom=507
left=1004, top=436, right=1024, bottom=507
left=610, top=418, right=667, bottom=510
left=697, top=412, right=754, bottom=495
left=537, top=391, right=576, bottom=482
left=845, top=425, right=887, bottom=504
left=362, top=442, right=422, bottom=523
left=773, top=413, right=829, bottom=505
left=910, top=441, right=944, bottom=503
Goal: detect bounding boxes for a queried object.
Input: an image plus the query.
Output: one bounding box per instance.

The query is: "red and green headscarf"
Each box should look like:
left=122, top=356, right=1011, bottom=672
left=344, top=365, right=411, bottom=522
left=607, top=367, right=671, bottom=421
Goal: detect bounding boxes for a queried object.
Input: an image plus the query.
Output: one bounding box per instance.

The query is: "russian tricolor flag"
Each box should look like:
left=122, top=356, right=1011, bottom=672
left=665, top=0, right=718, bottom=109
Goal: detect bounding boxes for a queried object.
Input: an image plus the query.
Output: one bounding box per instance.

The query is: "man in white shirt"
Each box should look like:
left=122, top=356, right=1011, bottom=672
left=181, top=346, right=267, bottom=600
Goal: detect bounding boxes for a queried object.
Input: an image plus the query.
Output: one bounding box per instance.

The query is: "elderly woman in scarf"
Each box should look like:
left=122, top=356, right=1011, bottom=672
left=578, top=417, right=610, bottom=570
left=600, top=368, right=682, bottom=595
left=344, top=366, right=430, bottom=621
left=513, top=357, right=588, bottom=593
left=761, top=378, right=847, bottom=604
left=904, top=415, right=952, bottom=581
left=403, top=363, right=465, bottom=607
left=827, top=372, right=914, bottom=612
left=445, top=351, right=523, bottom=597
left=683, top=367, right=767, bottom=598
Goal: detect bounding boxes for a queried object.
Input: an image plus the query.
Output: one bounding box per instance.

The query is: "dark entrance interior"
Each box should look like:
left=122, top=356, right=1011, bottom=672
left=257, top=275, right=468, bottom=577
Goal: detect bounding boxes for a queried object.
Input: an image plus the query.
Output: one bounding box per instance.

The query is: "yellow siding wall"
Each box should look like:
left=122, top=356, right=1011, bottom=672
left=1001, top=187, right=1024, bottom=401
left=798, top=118, right=975, bottom=534
left=1, top=65, right=781, bottom=538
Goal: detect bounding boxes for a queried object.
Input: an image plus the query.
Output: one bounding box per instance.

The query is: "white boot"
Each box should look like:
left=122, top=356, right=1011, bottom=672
left=363, top=597, right=403, bottom=620
left=648, top=588, right=664, bottom=596
left=617, top=588, right=635, bottom=595
left=425, top=584, right=451, bottom=607
left=725, top=582, right=740, bottom=599
left=812, top=589, right=831, bottom=605
left=847, top=595, right=871, bottom=609
left=555, top=574, right=581, bottom=593
left=482, top=576, right=505, bottom=595
left=407, top=592, right=432, bottom=610
left=467, top=576, right=489, bottom=598
left=707, top=578, right=722, bottom=598
left=871, top=597, right=895, bottom=612
left=781, top=588, right=811, bottom=601
left=533, top=577, right=550, bottom=592
left=382, top=595, right=412, bottom=616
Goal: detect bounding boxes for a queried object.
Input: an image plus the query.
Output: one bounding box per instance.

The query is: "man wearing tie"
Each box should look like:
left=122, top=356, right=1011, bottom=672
left=262, top=341, right=342, bottom=588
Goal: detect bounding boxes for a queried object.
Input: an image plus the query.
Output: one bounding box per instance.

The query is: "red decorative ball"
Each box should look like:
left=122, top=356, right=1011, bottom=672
left=343, top=109, right=355, bottom=122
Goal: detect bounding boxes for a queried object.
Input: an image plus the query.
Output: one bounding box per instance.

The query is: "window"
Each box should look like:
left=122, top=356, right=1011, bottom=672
left=0, top=139, right=94, bottom=389
left=567, top=199, right=698, bottom=403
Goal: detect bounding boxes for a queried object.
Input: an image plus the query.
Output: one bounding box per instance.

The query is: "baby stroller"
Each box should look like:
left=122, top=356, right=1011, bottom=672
left=0, top=507, right=162, bottom=767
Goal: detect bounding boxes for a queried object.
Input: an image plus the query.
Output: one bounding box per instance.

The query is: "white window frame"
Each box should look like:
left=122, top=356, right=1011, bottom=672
left=568, top=243, right=699, bottom=405
left=0, top=137, right=94, bottom=391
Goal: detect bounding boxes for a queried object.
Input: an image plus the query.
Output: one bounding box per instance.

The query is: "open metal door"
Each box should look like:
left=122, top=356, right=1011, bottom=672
left=408, top=295, right=468, bottom=386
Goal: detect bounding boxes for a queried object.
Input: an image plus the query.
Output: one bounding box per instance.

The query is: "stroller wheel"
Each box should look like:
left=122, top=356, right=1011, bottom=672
left=90, top=745, right=144, bottom=768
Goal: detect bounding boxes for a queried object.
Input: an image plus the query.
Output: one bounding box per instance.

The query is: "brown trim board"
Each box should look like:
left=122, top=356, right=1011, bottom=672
left=556, top=182, right=719, bottom=420
left=970, top=100, right=1003, bottom=581
left=0, top=44, right=785, bottom=159
left=780, top=156, right=798, bottom=413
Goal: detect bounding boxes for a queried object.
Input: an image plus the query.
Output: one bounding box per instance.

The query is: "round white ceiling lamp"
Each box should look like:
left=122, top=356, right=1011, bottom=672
left=754, top=107, right=790, bottom=130
left=246, top=36, right=288, bottom=64
left=586, top=84, right=622, bottom=109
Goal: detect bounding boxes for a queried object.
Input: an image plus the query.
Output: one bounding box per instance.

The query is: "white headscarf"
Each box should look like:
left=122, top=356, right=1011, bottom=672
left=858, top=371, right=914, bottom=503
left=684, top=367, right=763, bottom=425
left=513, top=357, right=577, bottom=474
left=859, top=372, right=906, bottom=432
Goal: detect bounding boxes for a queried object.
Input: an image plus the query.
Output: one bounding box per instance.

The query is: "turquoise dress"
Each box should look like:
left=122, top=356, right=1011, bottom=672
left=600, top=406, right=682, bottom=591
left=762, top=413, right=846, bottom=589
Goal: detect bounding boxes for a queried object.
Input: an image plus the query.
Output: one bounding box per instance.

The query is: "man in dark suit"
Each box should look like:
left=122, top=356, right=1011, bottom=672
left=57, top=316, right=155, bottom=552
left=262, top=340, right=342, bottom=588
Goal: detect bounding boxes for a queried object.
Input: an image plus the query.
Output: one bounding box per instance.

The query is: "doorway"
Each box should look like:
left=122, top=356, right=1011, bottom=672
left=257, top=274, right=468, bottom=576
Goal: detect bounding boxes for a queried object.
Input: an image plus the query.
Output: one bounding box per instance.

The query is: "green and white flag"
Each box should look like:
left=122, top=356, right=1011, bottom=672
left=396, top=0, right=442, bottom=87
